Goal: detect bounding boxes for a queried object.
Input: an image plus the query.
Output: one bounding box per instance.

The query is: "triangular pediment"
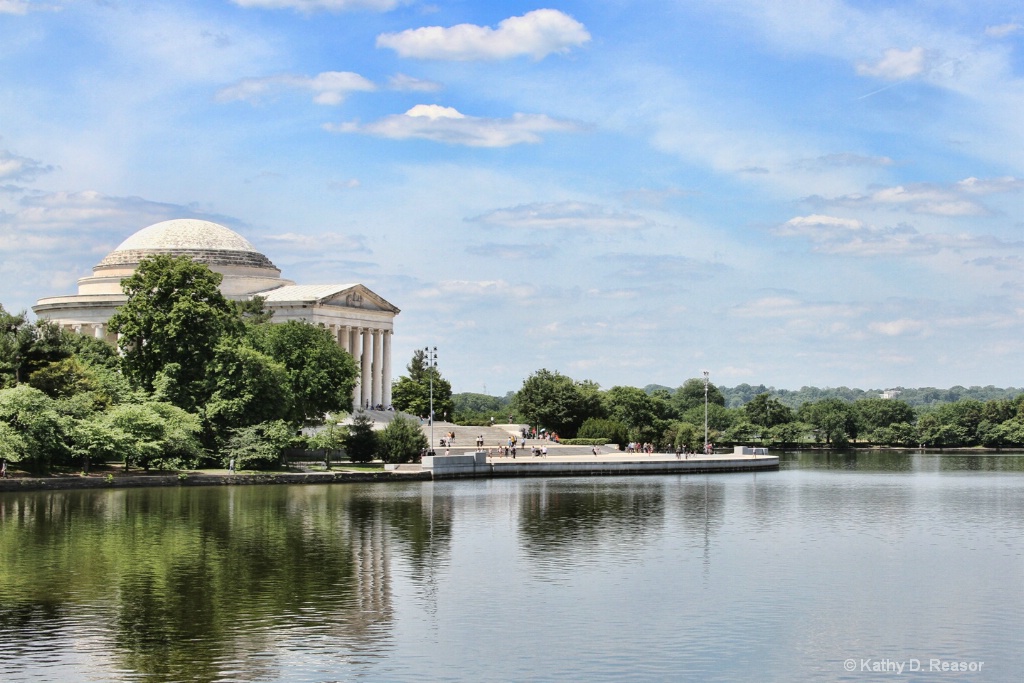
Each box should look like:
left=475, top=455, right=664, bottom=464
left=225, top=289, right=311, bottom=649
left=256, top=283, right=400, bottom=314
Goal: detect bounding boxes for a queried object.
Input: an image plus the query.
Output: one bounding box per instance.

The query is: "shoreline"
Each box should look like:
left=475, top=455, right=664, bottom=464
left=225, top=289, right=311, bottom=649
left=0, top=468, right=430, bottom=493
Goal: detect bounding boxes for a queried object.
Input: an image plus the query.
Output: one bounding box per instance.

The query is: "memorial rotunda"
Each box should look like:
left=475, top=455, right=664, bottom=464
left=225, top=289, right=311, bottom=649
left=33, top=218, right=399, bottom=409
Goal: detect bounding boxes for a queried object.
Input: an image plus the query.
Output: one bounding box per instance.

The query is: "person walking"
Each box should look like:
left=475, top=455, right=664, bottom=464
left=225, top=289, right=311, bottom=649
left=228, top=458, right=236, bottom=474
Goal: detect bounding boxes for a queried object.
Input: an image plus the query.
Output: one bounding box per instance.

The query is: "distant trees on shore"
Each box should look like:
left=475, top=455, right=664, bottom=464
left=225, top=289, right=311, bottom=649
left=449, top=371, right=1024, bottom=451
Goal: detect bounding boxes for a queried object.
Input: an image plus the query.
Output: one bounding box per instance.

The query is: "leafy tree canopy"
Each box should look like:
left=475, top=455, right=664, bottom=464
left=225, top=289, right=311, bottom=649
left=377, top=416, right=428, bottom=464
left=391, top=348, right=453, bottom=418
left=108, top=255, right=238, bottom=411
left=249, top=321, right=358, bottom=424
left=344, top=411, right=378, bottom=463
left=672, top=377, right=726, bottom=414
left=513, top=369, right=604, bottom=438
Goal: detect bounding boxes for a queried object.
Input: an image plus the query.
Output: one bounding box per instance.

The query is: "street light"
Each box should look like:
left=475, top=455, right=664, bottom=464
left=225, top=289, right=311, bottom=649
left=424, top=346, right=437, bottom=455
left=702, top=369, right=710, bottom=454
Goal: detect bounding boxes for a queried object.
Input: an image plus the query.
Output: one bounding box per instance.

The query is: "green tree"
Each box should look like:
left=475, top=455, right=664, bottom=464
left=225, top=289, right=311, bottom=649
left=672, top=377, right=726, bottom=416
left=344, top=411, right=378, bottom=463
left=308, top=423, right=347, bottom=469
left=205, top=341, right=294, bottom=444
left=798, top=398, right=856, bottom=446
left=103, top=401, right=203, bottom=470
left=378, top=416, right=428, bottom=464
left=0, top=307, right=75, bottom=388
left=223, top=420, right=295, bottom=470
left=391, top=349, right=453, bottom=418
left=577, top=417, right=629, bottom=447
left=0, top=384, right=71, bottom=472
left=108, top=255, right=238, bottom=411
left=744, top=392, right=794, bottom=429
left=664, top=421, right=702, bottom=452
left=250, top=321, right=358, bottom=424
left=853, top=398, right=916, bottom=434
left=603, top=385, right=666, bottom=443
left=513, top=369, right=604, bottom=438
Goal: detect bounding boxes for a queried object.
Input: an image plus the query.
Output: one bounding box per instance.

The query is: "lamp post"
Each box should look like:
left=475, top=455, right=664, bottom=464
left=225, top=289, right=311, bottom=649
left=424, top=346, right=437, bottom=455
left=702, top=369, right=710, bottom=454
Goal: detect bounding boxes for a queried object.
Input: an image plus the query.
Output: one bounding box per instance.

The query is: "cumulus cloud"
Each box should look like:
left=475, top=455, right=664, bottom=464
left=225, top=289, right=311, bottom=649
left=376, top=9, right=590, bottom=61
left=216, top=71, right=376, bottom=105
left=856, top=46, right=927, bottom=80
left=470, top=201, right=652, bottom=232
left=0, top=149, right=54, bottom=183
left=232, top=0, right=403, bottom=12
left=327, top=105, right=581, bottom=146
left=775, top=213, right=1022, bottom=257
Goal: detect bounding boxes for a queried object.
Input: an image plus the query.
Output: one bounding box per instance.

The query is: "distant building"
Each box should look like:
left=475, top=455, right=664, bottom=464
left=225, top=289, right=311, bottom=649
left=880, top=389, right=901, bottom=400
left=33, top=219, right=398, bottom=408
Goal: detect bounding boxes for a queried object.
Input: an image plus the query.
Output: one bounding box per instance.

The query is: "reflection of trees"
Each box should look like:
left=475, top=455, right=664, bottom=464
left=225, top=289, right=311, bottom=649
left=0, top=482, right=452, bottom=682
left=517, top=479, right=666, bottom=563
left=785, top=450, right=916, bottom=472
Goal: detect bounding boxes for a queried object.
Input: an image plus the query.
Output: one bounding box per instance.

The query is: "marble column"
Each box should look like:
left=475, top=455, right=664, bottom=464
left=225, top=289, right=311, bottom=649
left=352, top=327, right=363, bottom=410
left=371, top=328, right=383, bottom=408
left=382, top=330, right=392, bottom=408
left=360, top=327, right=372, bottom=409
left=93, top=323, right=105, bottom=340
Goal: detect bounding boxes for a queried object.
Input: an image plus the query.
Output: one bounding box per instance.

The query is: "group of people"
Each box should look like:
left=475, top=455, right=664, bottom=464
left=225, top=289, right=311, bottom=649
left=521, top=427, right=559, bottom=443
left=625, top=442, right=656, bottom=454
left=439, top=430, right=456, bottom=447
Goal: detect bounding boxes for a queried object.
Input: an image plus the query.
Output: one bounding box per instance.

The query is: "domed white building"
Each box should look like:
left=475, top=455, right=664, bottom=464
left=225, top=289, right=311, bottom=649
left=34, top=219, right=399, bottom=408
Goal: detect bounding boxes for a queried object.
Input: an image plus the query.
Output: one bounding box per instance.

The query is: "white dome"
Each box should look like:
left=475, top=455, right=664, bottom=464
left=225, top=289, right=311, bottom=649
left=114, top=219, right=259, bottom=253
left=97, top=219, right=277, bottom=270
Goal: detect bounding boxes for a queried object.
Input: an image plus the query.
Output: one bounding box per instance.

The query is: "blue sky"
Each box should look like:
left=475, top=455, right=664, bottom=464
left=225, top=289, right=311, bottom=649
left=1, top=0, right=1022, bottom=395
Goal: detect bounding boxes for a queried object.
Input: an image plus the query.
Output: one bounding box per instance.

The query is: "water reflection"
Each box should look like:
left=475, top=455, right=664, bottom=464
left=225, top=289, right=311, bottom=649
left=517, top=479, right=666, bottom=559
left=2, top=455, right=1024, bottom=682
left=0, top=483, right=453, bottom=682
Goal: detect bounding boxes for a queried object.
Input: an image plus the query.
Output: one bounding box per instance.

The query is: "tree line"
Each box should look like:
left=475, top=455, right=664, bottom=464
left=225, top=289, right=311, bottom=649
left=0, top=255, right=425, bottom=474
left=430, top=370, right=1024, bottom=451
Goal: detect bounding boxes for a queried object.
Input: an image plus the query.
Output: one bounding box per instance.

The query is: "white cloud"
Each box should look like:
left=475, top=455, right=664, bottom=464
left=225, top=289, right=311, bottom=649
left=327, top=105, right=581, bottom=146
left=869, top=319, right=927, bottom=337
left=2, top=190, right=233, bottom=235
left=231, top=0, right=403, bottom=12
left=808, top=176, right=1024, bottom=216
left=261, top=231, right=369, bottom=253
left=856, top=46, right=927, bottom=80
left=0, top=149, right=53, bottom=182
left=985, top=23, right=1021, bottom=38
left=0, top=0, right=29, bottom=14
left=470, top=201, right=652, bottom=232
left=797, top=153, right=896, bottom=169
left=216, top=71, right=376, bottom=105
left=387, top=73, right=442, bottom=92
left=775, top=213, right=1022, bottom=257
left=731, top=296, right=864, bottom=322
left=414, top=279, right=537, bottom=301
left=0, top=0, right=56, bottom=15
left=376, top=9, right=590, bottom=61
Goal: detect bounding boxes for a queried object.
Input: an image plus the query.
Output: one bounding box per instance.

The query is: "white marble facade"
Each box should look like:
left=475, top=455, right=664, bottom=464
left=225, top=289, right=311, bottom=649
left=33, top=219, right=399, bottom=409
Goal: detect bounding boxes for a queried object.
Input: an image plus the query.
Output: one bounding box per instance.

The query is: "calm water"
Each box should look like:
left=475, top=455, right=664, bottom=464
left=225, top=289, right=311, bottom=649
left=1, top=451, right=1022, bottom=682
